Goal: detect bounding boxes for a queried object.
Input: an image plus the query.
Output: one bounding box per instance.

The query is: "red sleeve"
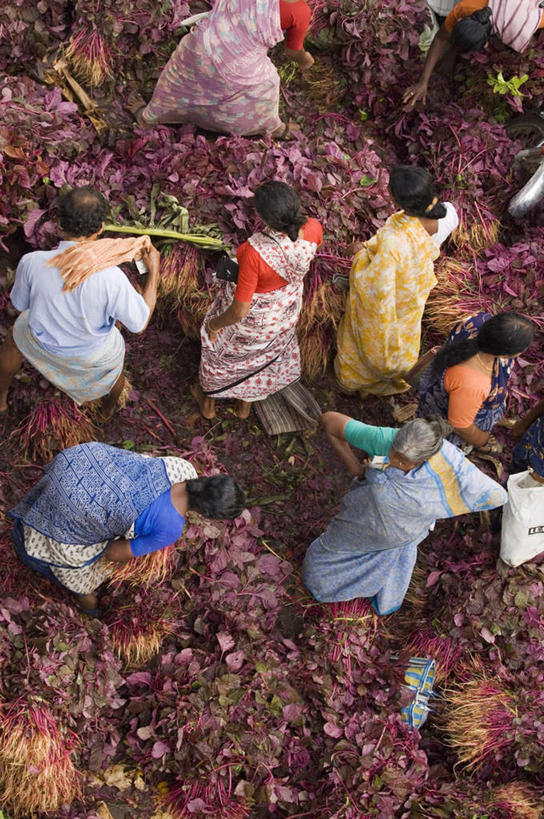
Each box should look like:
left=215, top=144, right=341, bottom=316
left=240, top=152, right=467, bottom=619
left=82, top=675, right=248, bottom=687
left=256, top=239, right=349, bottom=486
left=235, top=242, right=260, bottom=302
left=302, top=218, right=323, bottom=245
left=280, top=0, right=311, bottom=51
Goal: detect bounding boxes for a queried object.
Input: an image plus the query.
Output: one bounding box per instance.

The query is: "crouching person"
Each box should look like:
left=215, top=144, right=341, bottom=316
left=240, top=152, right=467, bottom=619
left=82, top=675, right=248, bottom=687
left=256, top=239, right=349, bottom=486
left=0, top=186, right=160, bottom=422
left=9, top=442, right=246, bottom=615
left=302, top=413, right=507, bottom=615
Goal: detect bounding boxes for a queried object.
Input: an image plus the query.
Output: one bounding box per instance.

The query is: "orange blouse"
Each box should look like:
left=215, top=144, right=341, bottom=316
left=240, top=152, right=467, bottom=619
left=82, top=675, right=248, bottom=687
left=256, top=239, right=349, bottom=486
left=444, top=0, right=544, bottom=33
left=443, top=363, right=492, bottom=428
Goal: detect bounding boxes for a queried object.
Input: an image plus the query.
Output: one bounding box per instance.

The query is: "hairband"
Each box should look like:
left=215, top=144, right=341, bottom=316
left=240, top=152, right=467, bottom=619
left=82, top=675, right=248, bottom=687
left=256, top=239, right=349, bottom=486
left=425, top=196, right=439, bottom=213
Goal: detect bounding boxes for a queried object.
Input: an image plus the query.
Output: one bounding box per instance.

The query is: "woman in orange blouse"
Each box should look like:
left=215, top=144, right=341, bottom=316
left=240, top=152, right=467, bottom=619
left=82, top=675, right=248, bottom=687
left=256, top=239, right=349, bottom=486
left=192, top=181, right=322, bottom=420
left=403, top=0, right=544, bottom=111
left=417, top=311, right=535, bottom=453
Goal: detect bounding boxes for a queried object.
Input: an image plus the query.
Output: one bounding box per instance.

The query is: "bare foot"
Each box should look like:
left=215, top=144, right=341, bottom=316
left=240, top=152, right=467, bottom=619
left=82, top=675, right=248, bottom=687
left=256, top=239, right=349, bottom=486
left=495, top=417, right=517, bottom=429
left=190, top=382, right=216, bottom=419
left=75, top=592, right=101, bottom=616
left=272, top=121, right=302, bottom=140
left=127, top=91, right=150, bottom=127
left=236, top=400, right=251, bottom=420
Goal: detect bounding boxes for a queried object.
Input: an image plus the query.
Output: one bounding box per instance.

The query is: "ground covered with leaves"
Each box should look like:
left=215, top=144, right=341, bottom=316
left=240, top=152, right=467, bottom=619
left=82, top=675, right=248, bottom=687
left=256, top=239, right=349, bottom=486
left=0, top=0, right=544, bottom=817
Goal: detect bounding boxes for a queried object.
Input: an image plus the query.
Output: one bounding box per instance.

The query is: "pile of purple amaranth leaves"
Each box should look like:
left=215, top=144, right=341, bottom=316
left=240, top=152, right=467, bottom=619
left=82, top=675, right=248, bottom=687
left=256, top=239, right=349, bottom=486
left=1, top=0, right=544, bottom=814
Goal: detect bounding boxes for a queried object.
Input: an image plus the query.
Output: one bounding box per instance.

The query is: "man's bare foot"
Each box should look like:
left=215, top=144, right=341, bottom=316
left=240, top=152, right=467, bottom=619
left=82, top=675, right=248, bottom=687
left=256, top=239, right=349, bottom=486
left=190, top=382, right=216, bottom=419
left=236, top=399, right=251, bottom=420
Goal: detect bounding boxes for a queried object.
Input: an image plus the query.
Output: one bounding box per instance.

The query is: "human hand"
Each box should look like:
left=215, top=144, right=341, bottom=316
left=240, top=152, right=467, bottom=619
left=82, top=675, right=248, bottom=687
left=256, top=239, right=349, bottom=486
left=206, top=319, right=220, bottom=342
left=298, top=50, right=314, bottom=71
left=511, top=419, right=530, bottom=440
left=348, top=241, right=366, bottom=256
left=402, top=81, right=428, bottom=112
left=477, top=435, right=502, bottom=455
left=141, top=243, right=160, bottom=275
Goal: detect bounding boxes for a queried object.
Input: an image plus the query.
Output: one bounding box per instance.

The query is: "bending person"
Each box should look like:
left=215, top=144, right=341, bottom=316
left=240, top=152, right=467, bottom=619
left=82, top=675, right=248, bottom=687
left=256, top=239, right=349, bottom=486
left=417, top=312, right=535, bottom=453
left=0, top=186, right=160, bottom=422
left=334, top=165, right=458, bottom=396
left=404, top=1, right=544, bottom=111
left=132, top=0, right=313, bottom=137
left=9, top=442, right=246, bottom=615
left=192, top=181, right=322, bottom=420
left=302, top=414, right=506, bottom=614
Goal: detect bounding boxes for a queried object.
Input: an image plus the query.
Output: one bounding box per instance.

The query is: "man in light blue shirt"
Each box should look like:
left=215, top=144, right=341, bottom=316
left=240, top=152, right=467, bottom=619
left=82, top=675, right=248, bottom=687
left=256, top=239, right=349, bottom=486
left=0, top=186, right=160, bottom=420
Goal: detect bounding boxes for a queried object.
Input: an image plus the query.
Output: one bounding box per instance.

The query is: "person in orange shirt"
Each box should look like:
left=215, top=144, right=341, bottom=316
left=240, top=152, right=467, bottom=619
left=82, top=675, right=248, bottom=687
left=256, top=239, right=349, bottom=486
left=404, top=0, right=544, bottom=111
left=416, top=311, right=535, bottom=454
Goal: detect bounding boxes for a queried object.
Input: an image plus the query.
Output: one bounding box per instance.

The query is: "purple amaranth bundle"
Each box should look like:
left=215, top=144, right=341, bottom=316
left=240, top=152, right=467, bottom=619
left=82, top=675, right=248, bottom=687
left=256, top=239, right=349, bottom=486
left=164, top=779, right=249, bottom=819
left=404, top=628, right=463, bottom=685
left=12, top=395, right=95, bottom=462
left=0, top=698, right=82, bottom=817
left=63, top=27, right=113, bottom=86
left=159, top=243, right=203, bottom=303
left=442, top=670, right=518, bottom=772
left=105, top=543, right=177, bottom=589
left=107, top=593, right=180, bottom=668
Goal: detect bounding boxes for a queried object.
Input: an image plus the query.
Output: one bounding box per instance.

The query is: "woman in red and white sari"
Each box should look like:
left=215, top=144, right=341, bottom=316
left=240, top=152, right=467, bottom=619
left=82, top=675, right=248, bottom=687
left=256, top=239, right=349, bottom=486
left=192, top=181, right=322, bottom=420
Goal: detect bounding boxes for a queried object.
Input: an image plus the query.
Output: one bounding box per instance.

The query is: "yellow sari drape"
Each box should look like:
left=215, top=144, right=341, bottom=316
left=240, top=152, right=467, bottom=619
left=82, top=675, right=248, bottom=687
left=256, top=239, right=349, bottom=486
left=334, top=212, right=440, bottom=395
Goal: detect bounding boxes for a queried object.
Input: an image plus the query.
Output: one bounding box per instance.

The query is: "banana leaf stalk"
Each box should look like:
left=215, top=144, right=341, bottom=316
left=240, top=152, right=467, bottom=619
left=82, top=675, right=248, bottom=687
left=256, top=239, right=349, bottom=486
left=103, top=222, right=224, bottom=250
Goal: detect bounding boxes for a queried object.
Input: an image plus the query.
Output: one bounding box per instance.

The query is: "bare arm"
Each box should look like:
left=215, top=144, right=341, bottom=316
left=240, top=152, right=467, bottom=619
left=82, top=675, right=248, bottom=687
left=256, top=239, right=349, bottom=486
left=206, top=298, right=251, bottom=341
left=321, top=411, right=367, bottom=477
left=138, top=244, right=161, bottom=331
left=512, top=399, right=544, bottom=439
left=104, top=539, right=134, bottom=563
left=452, top=423, right=495, bottom=451
left=402, top=25, right=451, bottom=112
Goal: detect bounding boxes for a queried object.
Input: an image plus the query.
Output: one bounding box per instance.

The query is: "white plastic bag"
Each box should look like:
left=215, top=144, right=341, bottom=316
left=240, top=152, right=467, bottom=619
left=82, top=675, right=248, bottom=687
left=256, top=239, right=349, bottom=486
left=500, top=471, right=544, bottom=567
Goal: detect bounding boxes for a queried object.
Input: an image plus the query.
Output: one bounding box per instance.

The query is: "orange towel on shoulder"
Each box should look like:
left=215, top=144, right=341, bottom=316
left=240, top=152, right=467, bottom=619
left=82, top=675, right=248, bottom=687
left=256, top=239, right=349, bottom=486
left=49, top=236, right=152, bottom=292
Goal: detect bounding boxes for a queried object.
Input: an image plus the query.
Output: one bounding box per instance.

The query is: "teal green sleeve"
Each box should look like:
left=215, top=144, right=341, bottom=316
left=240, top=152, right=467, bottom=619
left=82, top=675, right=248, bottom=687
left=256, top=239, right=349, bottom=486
left=344, top=419, right=398, bottom=457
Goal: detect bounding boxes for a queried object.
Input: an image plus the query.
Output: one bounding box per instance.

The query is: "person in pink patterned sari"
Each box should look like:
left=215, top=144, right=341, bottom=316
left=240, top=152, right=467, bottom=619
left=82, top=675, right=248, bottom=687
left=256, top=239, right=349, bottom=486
left=191, top=182, right=322, bottom=420
left=133, top=0, right=314, bottom=137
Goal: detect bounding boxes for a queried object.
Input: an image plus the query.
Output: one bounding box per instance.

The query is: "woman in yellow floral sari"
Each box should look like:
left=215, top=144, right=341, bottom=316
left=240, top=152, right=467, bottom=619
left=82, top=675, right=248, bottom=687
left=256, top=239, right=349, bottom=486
left=335, top=165, right=458, bottom=395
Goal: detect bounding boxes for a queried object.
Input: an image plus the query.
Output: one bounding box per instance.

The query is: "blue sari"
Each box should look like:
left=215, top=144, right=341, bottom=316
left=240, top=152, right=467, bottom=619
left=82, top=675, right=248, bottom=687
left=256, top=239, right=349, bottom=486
left=302, top=440, right=507, bottom=615
left=417, top=312, right=513, bottom=445
left=10, top=446, right=193, bottom=596
left=10, top=442, right=171, bottom=545
left=513, top=417, right=544, bottom=476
